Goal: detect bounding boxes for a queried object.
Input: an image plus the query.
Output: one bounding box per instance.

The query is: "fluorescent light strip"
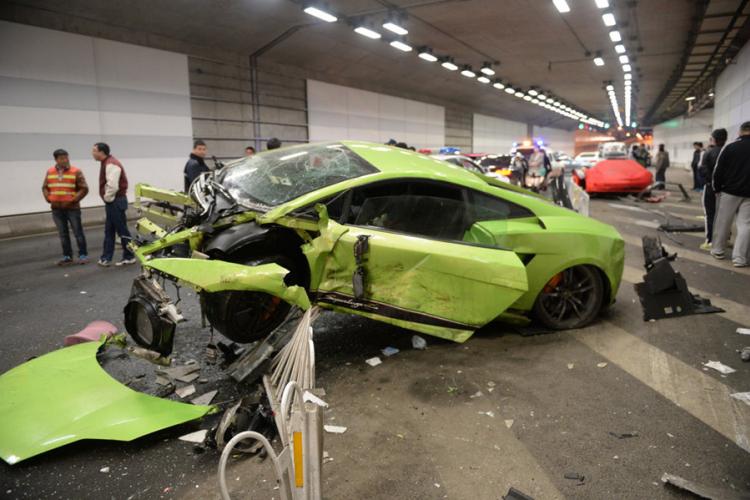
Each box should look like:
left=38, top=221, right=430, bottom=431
left=609, top=30, right=621, bottom=42
left=441, top=60, right=458, bottom=71
left=390, top=40, right=412, bottom=52
left=354, top=26, right=381, bottom=39
left=304, top=6, right=337, bottom=22
left=383, top=22, right=408, bottom=35
left=477, top=76, right=490, bottom=84
left=418, top=51, right=438, bottom=62
left=602, top=12, right=616, bottom=26
left=595, top=0, right=609, bottom=7
left=553, top=0, right=571, bottom=13
left=594, top=57, right=605, bottom=66
left=614, top=44, right=626, bottom=54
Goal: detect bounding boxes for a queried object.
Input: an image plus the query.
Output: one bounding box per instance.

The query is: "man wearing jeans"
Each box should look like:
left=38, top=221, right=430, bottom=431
left=92, top=142, right=135, bottom=267
left=711, top=121, right=750, bottom=267
left=42, top=149, right=89, bottom=265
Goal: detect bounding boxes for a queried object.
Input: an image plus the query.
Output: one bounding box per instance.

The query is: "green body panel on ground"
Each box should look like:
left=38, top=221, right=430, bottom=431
left=0, top=341, right=212, bottom=465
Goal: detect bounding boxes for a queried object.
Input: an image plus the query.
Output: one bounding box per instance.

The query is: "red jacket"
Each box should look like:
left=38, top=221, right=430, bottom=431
left=99, top=155, right=128, bottom=202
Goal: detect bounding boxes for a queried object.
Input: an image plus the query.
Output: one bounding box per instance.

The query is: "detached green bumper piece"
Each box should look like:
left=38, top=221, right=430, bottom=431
left=0, top=341, right=212, bottom=465
left=145, top=258, right=311, bottom=310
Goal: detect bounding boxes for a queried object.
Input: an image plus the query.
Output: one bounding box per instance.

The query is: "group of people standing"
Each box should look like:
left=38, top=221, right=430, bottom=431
left=45, top=138, right=283, bottom=267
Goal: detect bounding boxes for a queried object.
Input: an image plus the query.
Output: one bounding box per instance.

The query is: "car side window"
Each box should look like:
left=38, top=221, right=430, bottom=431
left=468, top=190, right=533, bottom=221
left=350, top=181, right=468, bottom=241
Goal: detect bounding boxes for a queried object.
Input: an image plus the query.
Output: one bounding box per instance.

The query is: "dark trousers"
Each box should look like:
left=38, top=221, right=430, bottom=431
left=655, top=167, right=667, bottom=184
left=691, top=164, right=705, bottom=190
left=102, top=196, right=134, bottom=261
left=703, top=184, right=717, bottom=243
left=52, top=208, right=87, bottom=257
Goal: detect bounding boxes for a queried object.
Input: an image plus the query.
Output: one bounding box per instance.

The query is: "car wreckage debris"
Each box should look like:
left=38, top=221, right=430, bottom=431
left=661, top=472, right=750, bottom=500
left=503, top=487, right=535, bottom=500
left=609, top=431, right=639, bottom=439
left=634, top=236, right=723, bottom=321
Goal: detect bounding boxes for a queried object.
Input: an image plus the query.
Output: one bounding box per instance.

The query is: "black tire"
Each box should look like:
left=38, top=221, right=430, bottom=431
left=532, top=265, right=604, bottom=330
left=203, top=254, right=302, bottom=343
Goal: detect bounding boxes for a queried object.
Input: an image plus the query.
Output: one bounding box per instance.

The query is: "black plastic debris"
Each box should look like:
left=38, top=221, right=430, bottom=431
left=564, top=472, right=586, bottom=483
left=503, top=487, right=535, bottom=500
left=634, top=236, right=724, bottom=321
left=658, top=221, right=704, bottom=233
left=609, top=431, right=639, bottom=439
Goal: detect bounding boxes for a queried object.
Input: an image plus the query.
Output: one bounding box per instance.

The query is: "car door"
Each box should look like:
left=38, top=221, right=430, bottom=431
left=307, top=180, right=529, bottom=342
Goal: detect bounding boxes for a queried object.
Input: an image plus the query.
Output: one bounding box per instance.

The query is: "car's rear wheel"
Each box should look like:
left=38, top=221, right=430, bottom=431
left=532, top=265, right=604, bottom=330
left=203, top=254, right=301, bottom=343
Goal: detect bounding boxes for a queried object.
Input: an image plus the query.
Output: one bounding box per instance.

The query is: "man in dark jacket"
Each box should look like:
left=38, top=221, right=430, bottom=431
left=691, top=142, right=704, bottom=191
left=698, top=129, right=727, bottom=251
left=184, top=140, right=209, bottom=191
left=711, top=121, right=750, bottom=267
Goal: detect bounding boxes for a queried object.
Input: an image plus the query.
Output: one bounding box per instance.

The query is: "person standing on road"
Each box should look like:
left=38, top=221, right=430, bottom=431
left=42, top=149, right=89, bottom=265
left=691, top=142, right=705, bottom=191
left=653, top=144, right=670, bottom=187
left=184, top=140, right=209, bottom=192
left=698, top=129, right=727, bottom=251
left=92, top=143, right=135, bottom=267
left=711, top=121, right=750, bottom=267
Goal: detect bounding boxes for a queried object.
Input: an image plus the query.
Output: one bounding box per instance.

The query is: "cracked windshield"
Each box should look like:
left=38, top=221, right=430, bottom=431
left=219, top=143, right=378, bottom=207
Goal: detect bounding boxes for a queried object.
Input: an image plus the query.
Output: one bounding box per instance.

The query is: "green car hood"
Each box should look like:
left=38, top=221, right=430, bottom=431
left=0, top=340, right=212, bottom=465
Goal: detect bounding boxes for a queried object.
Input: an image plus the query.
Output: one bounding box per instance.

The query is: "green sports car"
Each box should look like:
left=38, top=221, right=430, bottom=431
left=126, top=141, right=624, bottom=355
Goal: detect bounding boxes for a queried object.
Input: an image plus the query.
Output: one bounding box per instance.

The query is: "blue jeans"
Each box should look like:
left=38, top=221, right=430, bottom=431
left=52, top=208, right=87, bottom=257
left=101, top=196, right=134, bottom=261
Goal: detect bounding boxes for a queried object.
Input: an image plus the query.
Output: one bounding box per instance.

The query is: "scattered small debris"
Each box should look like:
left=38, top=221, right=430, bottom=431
left=80, top=291, right=87, bottom=295
left=100, top=466, right=110, bottom=473
left=381, top=346, right=399, bottom=357
left=597, top=362, right=608, bottom=368
left=564, top=472, right=585, bottom=483
left=161, top=364, right=200, bottom=380
left=324, top=425, right=347, bottom=434
left=190, top=390, right=217, bottom=406
left=434, top=483, right=441, bottom=488
left=730, top=392, right=750, bottom=406
left=322, top=451, right=333, bottom=463
left=178, top=429, right=208, bottom=443
left=365, top=357, right=382, bottom=367
left=736, top=327, right=750, bottom=335
left=567, top=363, right=575, bottom=370
left=609, top=431, right=639, bottom=439
left=487, top=381, right=496, bottom=388
left=740, top=347, right=750, bottom=362
left=303, top=391, right=329, bottom=408
left=478, top=411, right=495, bottom=418
left=667, top=433, right=675, bottom=439
left=703, top=360, right=736, bottom=374
left=411, top=335, right=427, bottom=350
left=613, top=455, right=619, bottom=460
left=175, top=385, right=196, bottom=399
left=176, top=372, right=200, bottom=383
left=661, top=472, right=750, bottom=500
left=154, top=375, right=171, bottom=386
left=503, top=486, right=535, bottom=500
left=470, top=391, right=483, bottom=399
left=504, top=419, right=514, bottom=429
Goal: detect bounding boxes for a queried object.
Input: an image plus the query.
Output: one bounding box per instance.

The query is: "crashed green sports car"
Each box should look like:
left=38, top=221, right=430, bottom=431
left=126, top=141, right=624, bottom=355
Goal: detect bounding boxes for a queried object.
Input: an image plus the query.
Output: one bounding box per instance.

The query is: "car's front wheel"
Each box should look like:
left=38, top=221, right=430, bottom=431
left=532, top=265, right=604, bottom=330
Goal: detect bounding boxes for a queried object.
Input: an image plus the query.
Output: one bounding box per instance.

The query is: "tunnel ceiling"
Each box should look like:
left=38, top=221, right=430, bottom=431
left=3, top=0, right=716, bottom=128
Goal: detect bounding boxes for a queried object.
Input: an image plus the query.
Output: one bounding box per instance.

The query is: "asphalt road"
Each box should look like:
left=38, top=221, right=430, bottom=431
left=1, top=168, right=748, bottom=499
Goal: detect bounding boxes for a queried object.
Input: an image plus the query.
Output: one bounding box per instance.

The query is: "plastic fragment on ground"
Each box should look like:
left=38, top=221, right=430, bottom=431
left=661, top=472, right=750, bottom=500
left=567, top=363, right=574, bottom=369
left=365, top=357, right=382, bottom=367
left=470, top=391, right=483, bottom=399
left=478, top=411, right=495, bottom=418
left=381, top=346, right=399, bottom=357
left=737, top=328, right=750, bottom=335
left=703, top=360, right=736, bottom=374
left=504, top=419, right=514, bottom=429
left=303, top=391, right=329, bottom=408
left=323, top=425, right=347, bottom=434
left=179, top=429, right=208, bottom=443
left=191, top=390, right=217, bottom=406
left=503, top=486, right=535, bottom=500
left=176, top=372, right=200, bottom=383
left=597, top=362, right=608, bottom=368
left=411, top=335, right=427, bottom=350
left=176, top=385, right=196, bottom=398
left=609, top=431, right=639, bottom=439
left=64, top=320, right=118, bottom=346
left=730, top=392, right=750, bottom=406
left=100, top=467, right=110, bottom=473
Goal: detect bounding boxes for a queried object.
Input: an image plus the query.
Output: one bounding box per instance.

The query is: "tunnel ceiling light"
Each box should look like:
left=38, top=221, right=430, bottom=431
left=595, top=0, right=610, bottom=8
left=390, top=40, right=412, bottom=52
left=631, top=121, right=638, bottom=127
left=523, top=95, right=533, bottom=101
left=537, top=92, right=547, bottom=100
left=532, top=98, right=540, bottom=104
left=622, top=64, right=632, bottom=72
left=685, top=96, right=696, bottom=101
left=515, top=91, right=525, bottom=98
left=609, top=30, right=622, bottom=42
left=417, top=48, right=438, bottom=62
left=619, top=54, right=629, bottom=64
left=614, top=44, right=626, bottom=54
left=606, top=84, right=614, bottom=91
left=493, top=80, right=505, bottom=90
left=304, top=6, right=338, bottom=23
left=477, top=75, right=490, bottom=84
left=505, top=86, right=516, bottom=94
left=480, top=63, right=495, bottom=75
left=528, top=88, right=539, bottom=96
left=552, top=0, right=571, bottom=13
left=460, top=65, right=476, bottom=78
left=624, top=73, right=632, bottom=80
left=354, top=26, right=381, bottom=39
left=546, top=96, right=555, bottom=103
left=383, top=21, right=408, bottom=36
left=594, top=57, right=605, bottom=66
left=441, top=58, right=458, bottom=71
left=602, top=12, right=616, bottom=26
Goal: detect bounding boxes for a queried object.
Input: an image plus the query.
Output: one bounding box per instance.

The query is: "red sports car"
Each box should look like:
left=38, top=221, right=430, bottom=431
left=573, top=156, right=653, bottom=194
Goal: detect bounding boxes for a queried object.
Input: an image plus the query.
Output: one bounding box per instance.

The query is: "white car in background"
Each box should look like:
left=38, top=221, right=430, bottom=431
left=574, top=151, right=600, bottom=168
left=431, top=154, right=510, bottom=183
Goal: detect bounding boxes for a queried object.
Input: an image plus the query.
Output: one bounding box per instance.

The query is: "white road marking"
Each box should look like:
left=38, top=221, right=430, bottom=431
left=574, top=322, right=750, bottom=453
left=608, top=202, right=647, bottom=213
left=634, top=219, right=660, bottom=229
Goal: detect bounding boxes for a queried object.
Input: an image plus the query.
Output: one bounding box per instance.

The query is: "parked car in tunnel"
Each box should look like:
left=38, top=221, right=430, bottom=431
left=572, top=142, right=653, bottom=194
left=126, top=142, right=624, bottom=356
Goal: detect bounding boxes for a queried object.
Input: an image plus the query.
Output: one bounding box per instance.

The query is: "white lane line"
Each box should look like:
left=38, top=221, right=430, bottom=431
left=574, top=322, right=750, bottom=453
left=608, top=202, right=647, bottom=213
left=620, top=233, right=750, bottom=276
left=634, top=219, right=660, bottom=229
left=622, top=265, right=749, bottom=325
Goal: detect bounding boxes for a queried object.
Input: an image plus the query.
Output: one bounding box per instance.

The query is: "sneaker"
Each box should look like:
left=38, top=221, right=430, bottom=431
left=711, top=251, right=725, bottom=260
left=78, top=254, right=89, bottom=265
left=97, top=259, right=111, bottom=267
left=733, top=261, right=749, bottom=268
left=699, top=241, right=711, bottom=251
left=115, top=257, right=137, bottom=266
left=56, top=256, right=73, bottom=266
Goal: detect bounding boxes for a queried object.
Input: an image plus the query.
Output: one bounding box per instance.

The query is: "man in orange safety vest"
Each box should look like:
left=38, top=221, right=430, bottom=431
left=42, top=149, right=89, bottom=265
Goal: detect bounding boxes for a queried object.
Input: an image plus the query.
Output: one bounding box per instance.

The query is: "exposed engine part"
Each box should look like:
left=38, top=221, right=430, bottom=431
left=123, top=274, right=184, bottom=356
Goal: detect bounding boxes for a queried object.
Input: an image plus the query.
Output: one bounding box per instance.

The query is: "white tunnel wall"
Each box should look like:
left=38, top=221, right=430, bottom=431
left=307, top=79, right=445, bottom=150
left=652, top=108, right=713, bottom=168
left=532, top=126, right=576, bottom=155
left=0, top=20, right=193, bottom=216
left=472, top=114, right=527, bottom=153
left=714, top=40, right=750, bottom=140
